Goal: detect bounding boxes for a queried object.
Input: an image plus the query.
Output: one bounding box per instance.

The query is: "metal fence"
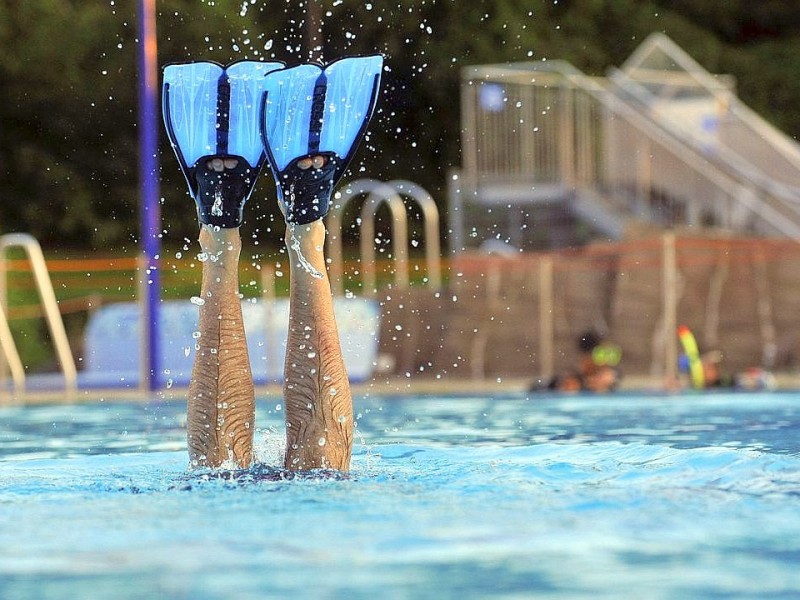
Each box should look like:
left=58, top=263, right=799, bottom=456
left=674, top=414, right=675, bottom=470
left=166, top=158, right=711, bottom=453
left=451, top=35, right=800, bottom=254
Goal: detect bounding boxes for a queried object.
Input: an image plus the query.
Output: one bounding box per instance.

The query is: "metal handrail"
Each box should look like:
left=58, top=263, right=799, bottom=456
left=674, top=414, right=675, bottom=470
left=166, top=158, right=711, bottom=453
left=620, top=33, right=800, bottom=174
left=387, top=180, right=442, bottom=290
left=0, top=303, right=25, bottom=393
left=608, top=67, right=800, bottom=201
left=457, top=39, right=800, bottom=248
left=327, top=178, right=408, bottom=296
left=575, top=72, right=800, bottom=237
left=327, top=179, right=443, bottom=297
left=359, top=189, right=409, bottom=296
left=0, top=234, right=78, bottom=393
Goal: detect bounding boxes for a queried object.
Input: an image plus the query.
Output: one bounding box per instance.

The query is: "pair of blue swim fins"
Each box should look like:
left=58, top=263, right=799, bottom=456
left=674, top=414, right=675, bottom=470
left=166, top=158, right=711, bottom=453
left=162, top=55, right=383, bottom=227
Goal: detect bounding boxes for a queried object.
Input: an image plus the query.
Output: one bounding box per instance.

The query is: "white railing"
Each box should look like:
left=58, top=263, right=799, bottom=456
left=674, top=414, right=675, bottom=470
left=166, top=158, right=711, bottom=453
left=327, top=179, right=442, bottom=297
left=455, top=42, right=800, bottom=251
left=0, top=234, right=77, bottom=395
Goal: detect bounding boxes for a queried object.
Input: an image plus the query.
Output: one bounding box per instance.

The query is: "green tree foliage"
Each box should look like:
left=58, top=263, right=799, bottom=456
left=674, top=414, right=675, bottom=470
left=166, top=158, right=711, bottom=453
left=0, top=1, right=132, bottom=248
left=0, top=0, right=797, bottom=251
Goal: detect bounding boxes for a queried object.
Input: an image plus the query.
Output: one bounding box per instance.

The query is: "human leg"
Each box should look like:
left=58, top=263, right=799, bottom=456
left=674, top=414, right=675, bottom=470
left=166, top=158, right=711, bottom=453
left=258, top=57, right=383, bottom=471
left=163, top=62, right=277, bottom=469
left=282, top=217, right=353, bottom=471
left=186, top=224, right=255, bottom=469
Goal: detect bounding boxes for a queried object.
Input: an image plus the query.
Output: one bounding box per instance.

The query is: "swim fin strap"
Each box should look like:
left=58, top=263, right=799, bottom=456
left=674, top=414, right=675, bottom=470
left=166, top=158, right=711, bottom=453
left=162, top=60, right=284, bottom=227
left=260, top=55, right=383, bottom=225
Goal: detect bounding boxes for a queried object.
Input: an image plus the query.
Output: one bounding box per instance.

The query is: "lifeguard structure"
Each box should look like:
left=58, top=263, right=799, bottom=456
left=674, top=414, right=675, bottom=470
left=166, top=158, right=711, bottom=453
left=451, top=33, right=800, bottom=252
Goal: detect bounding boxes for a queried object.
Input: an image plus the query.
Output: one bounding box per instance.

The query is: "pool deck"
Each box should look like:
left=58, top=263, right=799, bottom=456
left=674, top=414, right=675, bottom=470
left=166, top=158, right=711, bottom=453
left=2, top=376, right=539, bottom=406
left=3, top=372, right=800, bottom=405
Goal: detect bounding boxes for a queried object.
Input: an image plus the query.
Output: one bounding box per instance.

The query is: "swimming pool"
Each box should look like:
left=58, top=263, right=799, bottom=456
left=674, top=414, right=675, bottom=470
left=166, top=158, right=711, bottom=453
left=1, top=391, right=799, bottom=599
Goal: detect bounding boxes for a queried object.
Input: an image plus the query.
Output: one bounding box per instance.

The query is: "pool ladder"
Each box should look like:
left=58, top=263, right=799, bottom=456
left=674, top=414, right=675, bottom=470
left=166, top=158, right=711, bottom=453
left=0, top=233, right=77, bottom=396
left=327, top=179, right=442, bottom=297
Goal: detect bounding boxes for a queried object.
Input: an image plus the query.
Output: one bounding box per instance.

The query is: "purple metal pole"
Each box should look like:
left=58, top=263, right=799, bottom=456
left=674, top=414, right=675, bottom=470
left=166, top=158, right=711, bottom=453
left=137, top=0, right=161, bottom=391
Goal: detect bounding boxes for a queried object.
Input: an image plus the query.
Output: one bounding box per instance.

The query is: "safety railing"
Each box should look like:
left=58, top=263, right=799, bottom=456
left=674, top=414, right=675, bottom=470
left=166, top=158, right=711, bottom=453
left=0, top=233, right=78, bottom=395
left=0, top=299, right=24, bottom=393
left=455, top=36, right=800, bottom=252
left=327, top=179, right=442, bottom=297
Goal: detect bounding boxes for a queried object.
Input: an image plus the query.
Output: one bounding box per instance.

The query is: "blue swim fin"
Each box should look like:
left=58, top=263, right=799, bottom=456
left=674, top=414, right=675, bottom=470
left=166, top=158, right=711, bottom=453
left=162, top=60, right=283, bottom=227
left=260, top=55, right=383, bottom=224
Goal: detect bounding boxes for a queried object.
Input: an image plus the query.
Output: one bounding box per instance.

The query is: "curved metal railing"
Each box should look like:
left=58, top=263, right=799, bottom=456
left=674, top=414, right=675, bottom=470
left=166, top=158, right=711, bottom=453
left=327, top=179, right=441, bottom=297
left=0, top=233, right=77, bottom=395
left=387, top=180, right=442, bottom=290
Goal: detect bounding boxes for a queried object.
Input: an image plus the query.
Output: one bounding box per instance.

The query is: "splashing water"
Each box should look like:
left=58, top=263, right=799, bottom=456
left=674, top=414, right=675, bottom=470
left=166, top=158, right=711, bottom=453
left=288, top=226, right=323, bottom=279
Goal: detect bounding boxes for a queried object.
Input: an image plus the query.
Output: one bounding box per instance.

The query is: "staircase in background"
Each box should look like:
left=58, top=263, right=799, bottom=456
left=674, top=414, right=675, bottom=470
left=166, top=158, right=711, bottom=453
left=451, top=33, right=800, bottom=253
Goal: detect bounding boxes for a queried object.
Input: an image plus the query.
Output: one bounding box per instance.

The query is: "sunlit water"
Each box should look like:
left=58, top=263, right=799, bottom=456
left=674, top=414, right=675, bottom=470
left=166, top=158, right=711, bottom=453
left=1, top=392, right=800, bottom=599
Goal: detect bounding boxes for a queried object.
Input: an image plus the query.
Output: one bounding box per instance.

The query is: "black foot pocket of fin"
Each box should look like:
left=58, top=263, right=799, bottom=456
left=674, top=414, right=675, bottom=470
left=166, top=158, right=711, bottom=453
left=277, top=155, right=338, bottom=225
left=193, top=158, right=256, bottom=228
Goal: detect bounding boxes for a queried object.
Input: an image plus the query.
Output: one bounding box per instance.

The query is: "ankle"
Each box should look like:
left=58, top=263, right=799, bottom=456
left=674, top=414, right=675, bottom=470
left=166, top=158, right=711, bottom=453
left=284, top=220, right=326, bottom=250
left=199, top=225, right=242, bottom=264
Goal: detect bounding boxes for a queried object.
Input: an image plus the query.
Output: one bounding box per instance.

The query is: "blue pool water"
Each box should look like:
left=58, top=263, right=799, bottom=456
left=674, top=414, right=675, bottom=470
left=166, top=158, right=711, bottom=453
left=1, top=391, right=800, bottom=599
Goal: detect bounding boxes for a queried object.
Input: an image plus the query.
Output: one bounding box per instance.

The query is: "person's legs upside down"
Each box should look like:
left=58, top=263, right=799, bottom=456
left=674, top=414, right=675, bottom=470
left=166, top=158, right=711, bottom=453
left=165, top=55, right=382, bottom=473
left=282, top=217, right=353, bottom=471
left=187, top=224, right=256, bottom=469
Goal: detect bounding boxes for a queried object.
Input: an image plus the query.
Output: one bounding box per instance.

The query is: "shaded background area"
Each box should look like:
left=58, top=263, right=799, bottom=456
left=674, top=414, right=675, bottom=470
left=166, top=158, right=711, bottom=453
left=0, top=1, right=799, bottom=377
left=377, top=233, right=800, bottom=382
left=0, top=0, right=798, bottom=250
